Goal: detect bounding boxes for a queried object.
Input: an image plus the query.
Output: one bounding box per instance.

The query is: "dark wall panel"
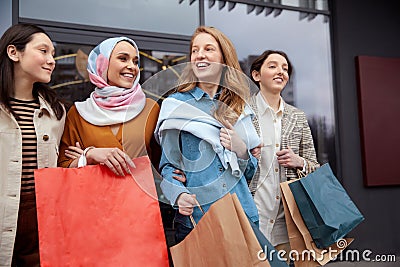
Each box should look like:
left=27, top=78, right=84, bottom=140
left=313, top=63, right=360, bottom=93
left=330, top=0, right=400, bottom=255
left=355, top=56, right=400, bottom=186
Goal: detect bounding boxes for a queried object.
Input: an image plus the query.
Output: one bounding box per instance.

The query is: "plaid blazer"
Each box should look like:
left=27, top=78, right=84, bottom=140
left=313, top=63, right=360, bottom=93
left=248, top=95, right=320, bottom=196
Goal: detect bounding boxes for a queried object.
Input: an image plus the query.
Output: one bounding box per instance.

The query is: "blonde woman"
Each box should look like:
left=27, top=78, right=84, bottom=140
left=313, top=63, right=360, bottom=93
left=155, top=26, right=261, bottom=243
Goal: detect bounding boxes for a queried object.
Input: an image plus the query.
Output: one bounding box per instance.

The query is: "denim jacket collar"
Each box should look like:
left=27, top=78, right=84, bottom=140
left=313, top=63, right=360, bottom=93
left=189, top=86, right=221, bottom=101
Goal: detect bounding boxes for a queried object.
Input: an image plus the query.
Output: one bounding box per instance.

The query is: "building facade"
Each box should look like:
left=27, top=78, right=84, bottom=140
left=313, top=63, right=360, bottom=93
left=1, top=0, right=399, bottom=259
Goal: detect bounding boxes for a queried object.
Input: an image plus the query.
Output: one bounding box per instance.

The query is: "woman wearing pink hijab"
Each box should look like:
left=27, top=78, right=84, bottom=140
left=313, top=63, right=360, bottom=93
left=58, top=37, right=160, bottom=176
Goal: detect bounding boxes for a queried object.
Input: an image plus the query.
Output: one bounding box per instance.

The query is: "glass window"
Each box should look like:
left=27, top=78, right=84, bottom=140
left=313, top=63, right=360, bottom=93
left=51, top=43, right=94, bottom=105
left=19, top=0, right=199, bottom=35
left=0, top=0, right=12, bottom=35
left=282, top=0, right=329, bottom=11
left=205, top=3, right=336, bottom=169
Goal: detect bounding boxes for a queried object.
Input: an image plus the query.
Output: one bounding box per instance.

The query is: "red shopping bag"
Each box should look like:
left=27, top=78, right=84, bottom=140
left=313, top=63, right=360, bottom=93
left=34, top=156, right=169, bottom=267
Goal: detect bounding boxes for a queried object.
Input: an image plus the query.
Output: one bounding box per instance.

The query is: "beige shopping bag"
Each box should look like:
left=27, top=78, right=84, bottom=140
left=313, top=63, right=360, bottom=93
left=170, top=193, right=270, bottom=267
left=280, top=181, right=353, bottom=266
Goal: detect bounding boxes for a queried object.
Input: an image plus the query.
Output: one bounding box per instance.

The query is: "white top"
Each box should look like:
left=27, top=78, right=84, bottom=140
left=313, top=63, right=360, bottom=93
left=253, top=92, right=289, bottom=246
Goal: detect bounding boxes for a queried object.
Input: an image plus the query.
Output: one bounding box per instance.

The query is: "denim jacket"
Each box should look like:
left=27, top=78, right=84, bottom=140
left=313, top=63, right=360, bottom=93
left=157, top=87, right=260, bottom=228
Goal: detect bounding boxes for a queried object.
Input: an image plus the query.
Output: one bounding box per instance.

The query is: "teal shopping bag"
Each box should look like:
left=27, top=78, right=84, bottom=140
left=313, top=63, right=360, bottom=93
left=288, top=164, right=364, bottom=248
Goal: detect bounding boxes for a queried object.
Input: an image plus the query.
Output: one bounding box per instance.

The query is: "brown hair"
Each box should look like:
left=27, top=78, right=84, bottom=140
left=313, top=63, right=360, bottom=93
left=250, top=50, right=293, bottom=89
left=177, top=26, right=249, bottom=125
left=0, top=23, right=65, bottom=120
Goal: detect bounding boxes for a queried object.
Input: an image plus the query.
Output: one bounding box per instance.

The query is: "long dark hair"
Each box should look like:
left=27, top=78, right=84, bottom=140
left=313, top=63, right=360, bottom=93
left=250, top=50, right=293, bottom=88
left=0, top=23, right=64, bottom=120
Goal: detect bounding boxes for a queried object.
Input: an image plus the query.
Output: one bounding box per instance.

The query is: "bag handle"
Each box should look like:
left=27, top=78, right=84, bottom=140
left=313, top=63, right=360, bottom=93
left=296, top=159, right=318, bottom=179
left=297, top=169, right=306, bottom=178
left=189, top=198, right=205, bottom=227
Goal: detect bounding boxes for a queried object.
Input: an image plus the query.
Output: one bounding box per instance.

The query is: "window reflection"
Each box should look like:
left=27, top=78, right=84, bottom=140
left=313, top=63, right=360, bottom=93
left=140, top=50, right=187, bottom=101
left=51, top=44, right=94, bottom=106
left=282, top=0, right=329, bottom=11
left=205, top=3, right=336, bottom=170
left=20, top=0, right=199, bottom=35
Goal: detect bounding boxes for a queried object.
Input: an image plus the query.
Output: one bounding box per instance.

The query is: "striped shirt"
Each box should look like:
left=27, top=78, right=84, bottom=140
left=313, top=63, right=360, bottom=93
left=10, top=98, right=40, bottom=195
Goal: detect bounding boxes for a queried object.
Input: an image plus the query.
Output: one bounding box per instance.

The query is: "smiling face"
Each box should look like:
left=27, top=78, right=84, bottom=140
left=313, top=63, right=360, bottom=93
left=12, top=32, right=55, bottom=84
left=190, top=32, right=224, bottom=84
left=252, top=53, right=289, bottom=95
left=107, top=41, right=139, bottom=89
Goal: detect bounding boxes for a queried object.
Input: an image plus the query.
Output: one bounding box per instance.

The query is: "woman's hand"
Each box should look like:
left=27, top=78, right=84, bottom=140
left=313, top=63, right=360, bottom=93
left=276, top=146, right=304, bottom=169
left=220, top=120, right=248, bottom=159
left=86, top=147, right=135, bottom=176
left=65, top=142, right=84, bottom=159
left=176, top=193, right=197, bottom=216
left=250, top=143, right=263, bottom=160
left=173, top=169, right=187, bottom=183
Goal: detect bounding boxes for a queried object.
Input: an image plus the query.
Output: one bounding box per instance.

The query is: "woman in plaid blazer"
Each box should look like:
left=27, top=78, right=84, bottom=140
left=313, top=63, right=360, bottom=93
left=248, top=50, right=320, bottom=261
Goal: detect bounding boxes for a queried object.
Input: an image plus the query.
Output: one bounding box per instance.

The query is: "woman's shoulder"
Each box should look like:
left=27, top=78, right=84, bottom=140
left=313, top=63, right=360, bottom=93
left=67, top=104, right=79, bottom=116
left=65, top=104, right=87, bottom=124
left=145, top=97, right=159, bottom=107
left=284, top=102, right=309, bottom=122
left=243, top=103, right=256, bottom=117
left=144, top=97, right=160, bottom=114
left=284, top=101, right=305, bottom=115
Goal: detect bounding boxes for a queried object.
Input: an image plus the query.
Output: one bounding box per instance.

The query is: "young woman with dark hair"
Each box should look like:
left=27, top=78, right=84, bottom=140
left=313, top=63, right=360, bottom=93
left=0, top=23, right=66, bottom=266
left=249, top=50, right=319, bottom=262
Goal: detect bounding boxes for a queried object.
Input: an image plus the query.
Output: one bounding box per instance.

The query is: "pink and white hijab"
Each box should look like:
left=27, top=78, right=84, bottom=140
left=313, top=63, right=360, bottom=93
left=75, top=37, right=146, bottom=126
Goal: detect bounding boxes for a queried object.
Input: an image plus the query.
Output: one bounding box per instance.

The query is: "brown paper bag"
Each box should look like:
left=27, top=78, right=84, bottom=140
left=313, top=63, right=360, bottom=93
left=280, top=181, right=353, bottom=267
left=170, top=193, right=270, bottom=267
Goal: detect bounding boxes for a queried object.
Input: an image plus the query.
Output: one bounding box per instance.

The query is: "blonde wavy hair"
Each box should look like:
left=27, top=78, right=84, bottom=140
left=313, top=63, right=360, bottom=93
left=176, top=26, right=249, bottom=125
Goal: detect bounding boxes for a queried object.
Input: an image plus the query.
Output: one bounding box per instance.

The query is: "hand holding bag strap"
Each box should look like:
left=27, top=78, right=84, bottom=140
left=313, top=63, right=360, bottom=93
left=296, top=158, right=317, bottom=178
left=296, top=159, right=314, bottom=178
left=189, top=198, right=205, bottom=227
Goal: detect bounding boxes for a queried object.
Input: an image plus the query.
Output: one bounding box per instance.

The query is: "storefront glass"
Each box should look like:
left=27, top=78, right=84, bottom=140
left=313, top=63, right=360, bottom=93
left=19, top=0, right=199, bottom=35
left=205, top=3, right=336, bottom=167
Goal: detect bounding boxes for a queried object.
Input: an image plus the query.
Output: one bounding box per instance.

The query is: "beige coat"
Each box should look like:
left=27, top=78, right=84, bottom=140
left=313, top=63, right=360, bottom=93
left=0, top=96, right=65, bottom=266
